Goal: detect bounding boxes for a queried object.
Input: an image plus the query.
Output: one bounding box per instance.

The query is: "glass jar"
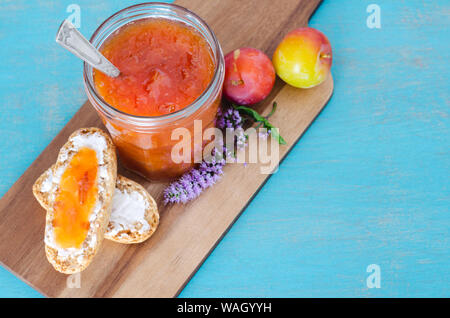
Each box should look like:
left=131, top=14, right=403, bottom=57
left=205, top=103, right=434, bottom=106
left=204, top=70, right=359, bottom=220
left=83, top=3, right=224, bottom=181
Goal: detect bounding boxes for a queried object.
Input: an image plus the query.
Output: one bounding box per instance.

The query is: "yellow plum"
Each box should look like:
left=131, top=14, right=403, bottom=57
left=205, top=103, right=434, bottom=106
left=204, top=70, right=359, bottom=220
left=273, top=27, right=332, bottom=88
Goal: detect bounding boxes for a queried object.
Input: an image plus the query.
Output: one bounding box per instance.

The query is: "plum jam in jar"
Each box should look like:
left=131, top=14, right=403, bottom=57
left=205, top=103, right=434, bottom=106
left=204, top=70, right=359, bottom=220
left=84, top=3, right=224, bottom=181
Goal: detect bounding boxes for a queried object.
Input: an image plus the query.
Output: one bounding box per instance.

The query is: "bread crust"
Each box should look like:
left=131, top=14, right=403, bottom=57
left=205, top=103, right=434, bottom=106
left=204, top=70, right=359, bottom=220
left=44, top=128, right=117, bottom=274
left=32, top=166, right=53, bottom=210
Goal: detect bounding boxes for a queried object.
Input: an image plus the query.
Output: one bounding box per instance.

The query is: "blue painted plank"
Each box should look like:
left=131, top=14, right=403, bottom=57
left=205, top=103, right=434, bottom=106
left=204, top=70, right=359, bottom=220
left=0, top=0, right=448, bottom=297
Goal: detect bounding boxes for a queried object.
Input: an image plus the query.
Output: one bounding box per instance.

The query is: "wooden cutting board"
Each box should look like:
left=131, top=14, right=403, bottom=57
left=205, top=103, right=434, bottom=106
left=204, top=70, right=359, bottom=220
left=0, top=0, right=333, bottom=297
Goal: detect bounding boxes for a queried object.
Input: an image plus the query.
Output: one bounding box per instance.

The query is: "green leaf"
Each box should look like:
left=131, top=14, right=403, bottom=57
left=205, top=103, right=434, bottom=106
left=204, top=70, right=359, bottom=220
left=232, top=103, right=286, bottom=145
left=233, top=105, right=267, bottom=122
left=267, top=125, right=287, bottom=145
left=266, top=102, right=277, bottom=119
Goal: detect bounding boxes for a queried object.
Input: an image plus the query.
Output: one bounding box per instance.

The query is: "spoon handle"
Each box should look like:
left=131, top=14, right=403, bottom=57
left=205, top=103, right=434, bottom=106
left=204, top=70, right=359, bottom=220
left=56, top=20, right=120, bottom=78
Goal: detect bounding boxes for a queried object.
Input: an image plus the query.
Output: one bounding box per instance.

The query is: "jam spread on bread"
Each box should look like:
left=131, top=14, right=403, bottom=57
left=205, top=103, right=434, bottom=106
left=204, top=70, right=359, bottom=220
left=53, top=147, right=98, bottom=248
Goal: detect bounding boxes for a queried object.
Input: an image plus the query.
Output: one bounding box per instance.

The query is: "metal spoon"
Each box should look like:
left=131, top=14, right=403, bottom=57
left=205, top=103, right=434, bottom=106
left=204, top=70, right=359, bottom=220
left=56, top=20, right=120, bottom=78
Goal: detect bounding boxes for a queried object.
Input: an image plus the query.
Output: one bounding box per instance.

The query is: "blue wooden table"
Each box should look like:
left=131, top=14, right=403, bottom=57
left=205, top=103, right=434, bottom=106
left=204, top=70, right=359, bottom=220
left=0, top=0, right=448, bottom=297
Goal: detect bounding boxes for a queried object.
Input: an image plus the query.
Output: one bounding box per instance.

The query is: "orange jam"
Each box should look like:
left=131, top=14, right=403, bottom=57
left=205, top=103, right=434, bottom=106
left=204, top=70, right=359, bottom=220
left=52, top=147, right=98, bottom=249
left=94, top=19, right=214, bottom=116
left=88, top=14, right=223, bottom=181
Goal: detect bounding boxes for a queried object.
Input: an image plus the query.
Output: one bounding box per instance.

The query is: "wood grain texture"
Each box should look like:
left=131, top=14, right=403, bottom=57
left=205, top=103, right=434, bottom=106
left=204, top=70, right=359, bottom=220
left=0, top=0, right=333, bottom=297
left=1, top=0, right=449, bottom=298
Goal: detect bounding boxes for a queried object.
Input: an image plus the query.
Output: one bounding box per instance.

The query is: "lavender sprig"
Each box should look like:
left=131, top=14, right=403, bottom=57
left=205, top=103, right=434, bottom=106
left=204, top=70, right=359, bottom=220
left=163, top=153, right=226, bottom=204
left=163, top=108, right=243, bottom=204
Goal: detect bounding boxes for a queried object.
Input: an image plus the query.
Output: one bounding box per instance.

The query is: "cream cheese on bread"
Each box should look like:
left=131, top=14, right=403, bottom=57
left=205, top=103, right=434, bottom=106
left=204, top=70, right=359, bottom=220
left=104, top=175, right=159, bottom=243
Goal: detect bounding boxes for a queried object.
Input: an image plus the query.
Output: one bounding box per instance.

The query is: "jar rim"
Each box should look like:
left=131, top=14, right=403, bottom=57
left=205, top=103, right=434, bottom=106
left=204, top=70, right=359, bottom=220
left=83, top=2, right=224, bottom=122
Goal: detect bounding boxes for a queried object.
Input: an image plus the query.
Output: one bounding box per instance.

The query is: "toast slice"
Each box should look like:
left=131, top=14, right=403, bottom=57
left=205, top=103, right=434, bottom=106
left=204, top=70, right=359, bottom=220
left=43, top=128, right=117, bottom=274
left=34, top=170, right=159, bottom=244
left=106, top=175, right=159, bottom=244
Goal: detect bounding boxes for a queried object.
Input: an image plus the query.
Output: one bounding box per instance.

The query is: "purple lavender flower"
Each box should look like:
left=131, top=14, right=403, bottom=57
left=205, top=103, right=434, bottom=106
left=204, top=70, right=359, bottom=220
left=217, top=107, right=247, bottom=150
left=163, top=152, right=226, bottom=204
left=235, top=128, right=247, bottom=149
left=258, top=128, right=270, bottom=140
left=164, top=106, right=244, bottom=204
left=216, top=108, right=243, bottom=129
